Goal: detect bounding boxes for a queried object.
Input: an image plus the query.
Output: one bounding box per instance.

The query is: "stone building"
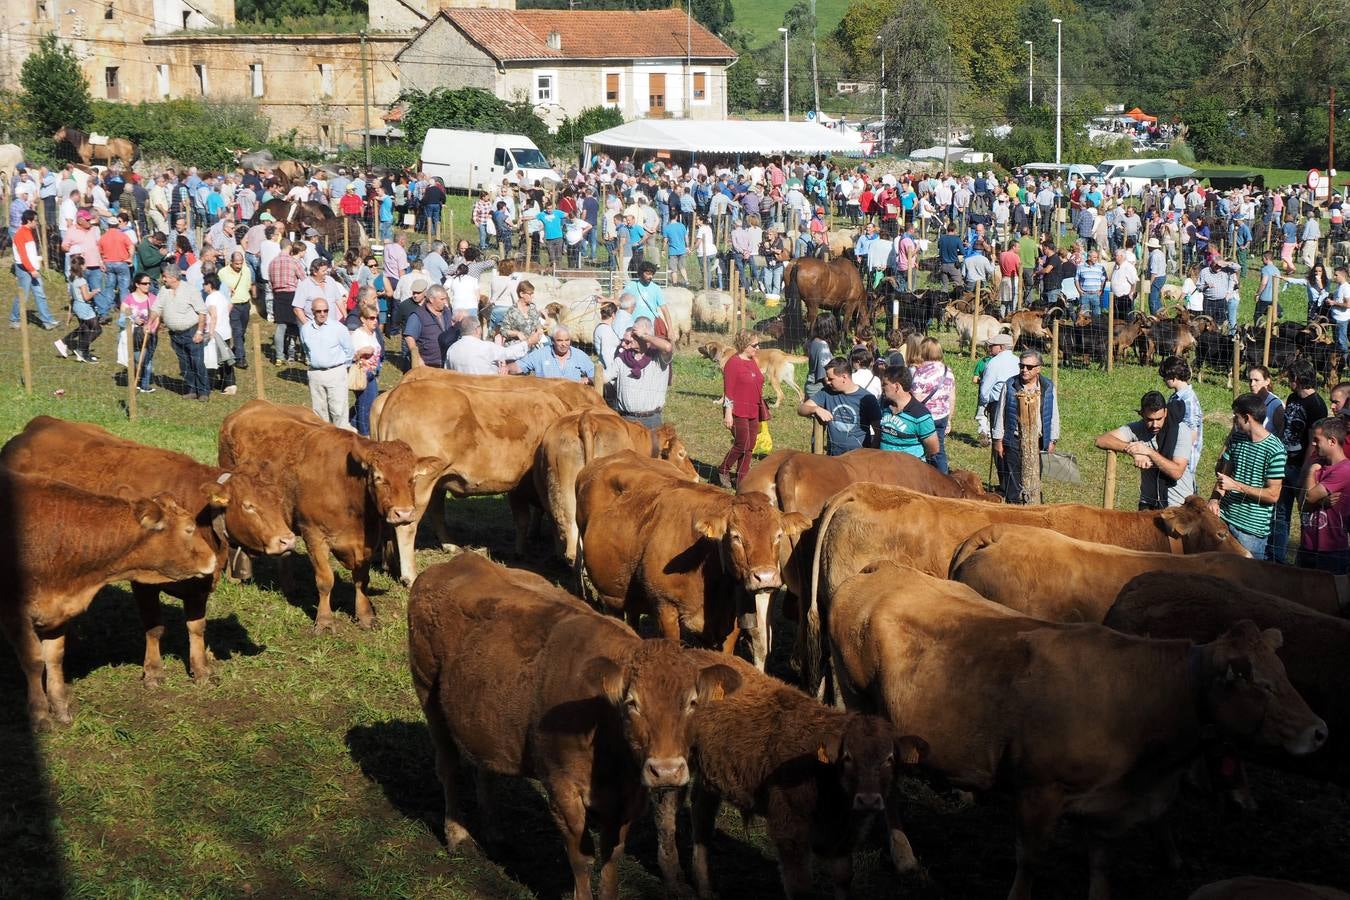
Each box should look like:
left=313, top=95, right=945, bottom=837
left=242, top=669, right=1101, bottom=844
left=396, top=8, right=736, bottom=127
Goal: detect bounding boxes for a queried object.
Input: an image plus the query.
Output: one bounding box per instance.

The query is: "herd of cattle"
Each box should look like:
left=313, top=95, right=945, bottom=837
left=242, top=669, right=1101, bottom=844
left=1, top=366, right=1347, bottom=900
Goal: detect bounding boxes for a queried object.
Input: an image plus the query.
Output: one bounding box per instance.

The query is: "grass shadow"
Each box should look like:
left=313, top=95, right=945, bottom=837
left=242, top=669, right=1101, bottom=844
left=345, top=720, right=574, bottom=900
left=59, top=584, right=266, bottom=683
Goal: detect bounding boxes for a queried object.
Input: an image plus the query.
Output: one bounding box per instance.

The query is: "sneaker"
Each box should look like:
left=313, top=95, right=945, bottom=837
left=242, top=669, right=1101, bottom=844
left=223, top=385, right=237, bottom=395
left=8, top=322, right=18, bottom=330
left=86, top=353, right=99, bottom=363
left=717, top=470, right=735, bottom=489
left=40, top=320, right=58, bottom=330
left=185, top=392, right=199, bottom=400
left=137, top=385, right=156, bottom=394
left=54, top=339, right=69, bottom=358
left=72, top=348, right=88, bottom=363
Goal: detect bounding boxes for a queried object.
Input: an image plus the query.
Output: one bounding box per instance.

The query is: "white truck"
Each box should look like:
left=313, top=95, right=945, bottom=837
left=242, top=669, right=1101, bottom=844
left=419, top=129, right=561, bottom=193
left=1097, top=158, right=1181, bottom=194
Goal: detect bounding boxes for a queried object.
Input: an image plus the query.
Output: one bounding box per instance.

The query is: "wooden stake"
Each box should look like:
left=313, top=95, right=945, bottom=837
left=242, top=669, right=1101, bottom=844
left=17, top=283, right=32, bottom=396
left=131, top=324, right=151, bottom=398
left=1051, top=317, right=1060, bottom=391
left=1232, top=333, right=1243, bottom=399
left=971, top=282, right=981, bottom=362
left=1262, top=275, right=1278, bottom=368
left=448, top=207, right=455, bottom=246
left=730, top=264, right=739, bottom=334
left=251, top=320, right=266, bottom=400
left=35, top=199, right=48, bottom=270
left=127, top=331, right=137, bottom=420
left=1106, top=287, right=1115, bottom=372
left=1103, top=449, right=1118, bottom=510
left=343, top=216, right=350, bottom=256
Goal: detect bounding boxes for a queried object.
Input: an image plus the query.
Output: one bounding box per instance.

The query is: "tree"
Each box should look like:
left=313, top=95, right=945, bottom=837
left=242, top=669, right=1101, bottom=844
left=19, top=33, right=92, bottom=136
left=875, top=2, right=955, bottom=153
left=400, top=87, right=556, bottom=156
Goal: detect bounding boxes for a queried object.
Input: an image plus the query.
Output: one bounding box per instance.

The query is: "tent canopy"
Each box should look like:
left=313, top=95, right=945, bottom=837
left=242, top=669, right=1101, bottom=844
left=582, top=119, right=864, bottom=158
left=1126, top=107, right=1158, bottom=123
left=1123, top=160, right=1195, bottom=180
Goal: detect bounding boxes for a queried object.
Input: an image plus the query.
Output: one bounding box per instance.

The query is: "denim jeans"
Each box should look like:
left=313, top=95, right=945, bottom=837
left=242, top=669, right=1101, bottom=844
left=11, top=266, right=58, bottom=325
left=424, top=203, right=442, bottom=232
left=1080, top=290, right=1102, bottom=318
left=930, top=417, right=950, bottom=474
left=130, top=326, right=157, bottom=389
left=1229, top=522, right=1268, bottom=560
left=478, top=223, right=490, bottom=250
left=762, top=263, right=783, bottom=295
left=1226, top=297, right=1240, bottom=334
left=1265, top=483, right=1297, bottom=564
left=1149, top=276, right=1165, bottom=314
left=229, top=303, right=250, bottom=361
left=103, top=262, right=131, bottom=317
left=170, top=328, right=211, bottom=397
left=1337, top=319, right=1349, bottom=353
left=352, top=369, right=379, bottom=436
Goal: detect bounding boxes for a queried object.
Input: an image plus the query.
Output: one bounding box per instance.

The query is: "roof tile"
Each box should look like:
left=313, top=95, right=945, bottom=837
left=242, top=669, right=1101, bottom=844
left=445, top=8, right=736, bottom=62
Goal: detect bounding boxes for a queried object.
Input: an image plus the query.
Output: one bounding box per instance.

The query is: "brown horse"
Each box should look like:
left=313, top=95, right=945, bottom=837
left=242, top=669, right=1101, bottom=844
left=783, top=257, right=869, bottom=342
left=255, top=198, right=364, bottom=249
left=52, top=127, right=137, bottom=166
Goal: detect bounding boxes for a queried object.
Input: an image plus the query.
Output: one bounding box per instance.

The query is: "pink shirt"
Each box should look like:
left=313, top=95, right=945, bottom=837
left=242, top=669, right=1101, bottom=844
left=383, top=242, right=408, bottom=281
left=1301, top=459, right=1350, bottom=553
left=62, top=224, right=103, bottom=268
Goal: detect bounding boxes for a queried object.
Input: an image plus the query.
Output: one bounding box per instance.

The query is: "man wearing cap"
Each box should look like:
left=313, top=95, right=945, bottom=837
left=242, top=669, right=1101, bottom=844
left=63, top=209, right=106, bottom=307
left=977, top=332, right=1019, bottom=448
left=1146, top=237, right=1167, bottom=314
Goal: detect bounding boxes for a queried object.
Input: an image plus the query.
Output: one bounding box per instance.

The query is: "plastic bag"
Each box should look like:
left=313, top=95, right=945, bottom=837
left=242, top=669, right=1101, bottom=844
left=753, top=421, right=773, bottom=456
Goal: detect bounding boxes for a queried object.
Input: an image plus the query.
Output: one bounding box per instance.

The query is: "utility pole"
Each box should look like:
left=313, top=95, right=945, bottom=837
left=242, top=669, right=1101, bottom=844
left=1331, top=86, right=1337, bottom=178
left=877, top=35, right=886, bottom=154
left=1024, top=40, right=1033, bottom=105
left=686, top=0, right=692, bottom=116
left=360, top=30, right=372, bottom=170
left=942, top=45, right=952, bottom=173
left=809, top=0, right=820, bottom=119
left=1053, top=17, right=1063, bottom=165
left=779, top=27, right=789, bottom=122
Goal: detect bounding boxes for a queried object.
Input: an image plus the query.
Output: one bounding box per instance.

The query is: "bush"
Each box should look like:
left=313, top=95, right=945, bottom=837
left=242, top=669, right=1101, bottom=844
left=551, top=106, right=625, bottom=163
left=337, top=143, right=420, bottom=172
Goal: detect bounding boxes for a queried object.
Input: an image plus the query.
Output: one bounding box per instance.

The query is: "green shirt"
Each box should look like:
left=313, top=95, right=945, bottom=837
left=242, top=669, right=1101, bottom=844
left=1018, top=235, right=1039, bottom=268
left=1218, top=433, right=1287, bottom=537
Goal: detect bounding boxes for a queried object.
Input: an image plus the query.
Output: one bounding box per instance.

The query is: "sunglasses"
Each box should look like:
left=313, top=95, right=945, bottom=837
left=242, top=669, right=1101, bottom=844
left=313, top=309, right=329, bottom=315
left=1019, top=363, right=1040, bottom=370
left=361, top=315, right=377, bottom=321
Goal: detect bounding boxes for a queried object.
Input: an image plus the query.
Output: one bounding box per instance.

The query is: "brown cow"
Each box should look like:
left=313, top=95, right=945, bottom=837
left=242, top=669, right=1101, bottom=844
left=802, top=486, right=1250, bottom=694
left=951, top=524, right=1345, bottom=623
left=1188, top=878, right=1350, bottom=900
left=738, top=448, right=1000, bottom=668
left=407, top=552, right=740, bottom=900
left=369, top=367, right=604, bottom=585
left=218, top=401, right=439, bottom=633
left=1107, top=572, right=1350, bottom=785
left=0, top=415, right=296, bottom=686
left=577, top=451, right=810, bottom=661
left=829, top=560, right=1327, bottom=900
left=533, top=407, right=697, bottom=563
left=667, top=649, right=928, bottom=898
left=0, top=470, right=219, bottom=726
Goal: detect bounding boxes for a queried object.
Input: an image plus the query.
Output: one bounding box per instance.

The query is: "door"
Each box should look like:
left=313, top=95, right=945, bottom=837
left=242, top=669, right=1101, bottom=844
left=648, top=73, right=666, bottom=115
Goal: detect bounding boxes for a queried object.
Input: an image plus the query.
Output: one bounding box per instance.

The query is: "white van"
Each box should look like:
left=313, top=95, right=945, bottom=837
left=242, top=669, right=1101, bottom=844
left=420, top=129, right=561, bottom=193
left=1097, top=158, right=1180, bottom=194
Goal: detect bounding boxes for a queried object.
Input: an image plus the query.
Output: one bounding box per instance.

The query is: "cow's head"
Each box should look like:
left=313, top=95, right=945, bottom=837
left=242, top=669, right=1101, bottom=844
left=695, top=494, right=811, bottom=592
left=134, top=492, right=220, bottom=579
left=1159, top=496, right=1252, bottom=556
left=948, top=468, right=1003, bottom=503
left=651, top=425, right=699, bottom=481
left=1202, top=620, right=1327, bottom=756
left=210, top=467, right=296, bottom=555
left=586, top=640, right=741, bottom=789
left=350, top=438, right=441, bottom=526
left=817, top=715, right=928, bottom=812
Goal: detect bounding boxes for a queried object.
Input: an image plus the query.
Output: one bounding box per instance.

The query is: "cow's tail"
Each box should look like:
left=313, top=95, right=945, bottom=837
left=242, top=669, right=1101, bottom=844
left=946, top=524, right=1000, bottom=580
left=804, top=485, right=858, bottom=699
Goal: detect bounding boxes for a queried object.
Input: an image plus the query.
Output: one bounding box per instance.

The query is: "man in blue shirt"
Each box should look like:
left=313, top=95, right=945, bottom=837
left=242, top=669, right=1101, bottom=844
left=509, top=326, right=595, bottom=383
left=937, top=223, right=963, bottom=288
left=624, top=262, right=665, bottom=329
left=1075, top=249, right=1108, bottom=318
left=797, top=357, right=882, bottom=456
left=661, top=216, right=688, bottom=286
left=537, top=200, right=567, bottom=270
left=1255, top=251, right=1280, bottom=322
left=300, top=297, right=354, bottom=427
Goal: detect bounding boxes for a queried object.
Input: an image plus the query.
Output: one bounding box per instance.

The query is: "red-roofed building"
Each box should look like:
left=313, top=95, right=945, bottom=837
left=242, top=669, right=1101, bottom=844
left=395, top=7, right=736, bottom=126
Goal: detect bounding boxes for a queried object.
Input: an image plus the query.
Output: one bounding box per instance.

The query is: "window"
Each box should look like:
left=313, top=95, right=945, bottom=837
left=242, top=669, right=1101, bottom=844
left=535, top=73, right=554, bottom=104
left=319, top=63, right=334, bottom=97
left=605, top=72, right=619, bottom=104
left=493, top=148, right=509, bottom=169
left=37, top=0, right=50, bottom=21
left=648, top=72, right=666, bottom=113
left=319, top=124, right=332, bottom=148
left=104, top=66, right=119, bottom=100
left=193, top=63, right=208, bottom=96
left=156, top=64, right=170, bottom=98
left=692, top=71, right=706, bottom=102
left=250, top=63, right=264, bottom=98
left=181, top=10, right=190, bottom=28
left=104, top=2, right=114, bottom=19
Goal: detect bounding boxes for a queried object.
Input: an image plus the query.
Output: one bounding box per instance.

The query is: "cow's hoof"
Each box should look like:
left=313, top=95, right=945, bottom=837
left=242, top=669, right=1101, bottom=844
left=356, top=615, right=377, bottom=631
left=191, top=666, right=216, bottom=684
left=313, top=618, right=338, bottom=636
left=399, top=575, right=414, bottom=588
left=50, top=704, right=73, bottom=726
left=444, top=821, right=472, bottom=851
left=142, top=667, right=166, bottom=689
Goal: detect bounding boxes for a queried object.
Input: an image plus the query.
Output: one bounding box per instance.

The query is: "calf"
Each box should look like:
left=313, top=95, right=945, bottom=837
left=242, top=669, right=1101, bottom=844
left=577, top=451, right=810, bottom=662
left=829, top=560, right=1326, bottom=900
left=950, top=524, right=1341, bottom=623
left=0, top=471, right=219, bottom=726
left=533, top=408, right=697, bottom=563
left=672, top=650, right=927, bottom=899
left=0, top=415, right=296, bottom=686
left=407, top=552, right=739, bottom=900
left=1107, top=572, right=1350, bottom=785
left=219, top=400, right=439, bottom=632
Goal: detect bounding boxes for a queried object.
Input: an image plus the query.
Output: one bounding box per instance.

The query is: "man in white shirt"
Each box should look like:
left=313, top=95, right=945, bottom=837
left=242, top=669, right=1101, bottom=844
left=1110, top=248, right=1139, bottom=318
left=977, top=332, right=1019, bottom=446
left=443, top=314, right=532, bottom=374
left=292, top=259, right=345, bottom=327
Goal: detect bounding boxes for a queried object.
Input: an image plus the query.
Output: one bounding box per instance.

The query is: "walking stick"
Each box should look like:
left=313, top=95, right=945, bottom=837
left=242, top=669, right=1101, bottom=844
left=131, top=325, right=151, bottom=396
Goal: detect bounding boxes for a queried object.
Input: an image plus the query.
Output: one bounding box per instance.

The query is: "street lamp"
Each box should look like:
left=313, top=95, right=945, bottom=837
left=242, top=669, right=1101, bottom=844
left=1024, top=40, right=1033, bottom=105
left=1052, top=17, right=1063, bottom=165
left=876, top=34, right=886, bottom=154
left=779, top=27, right=790, bottom=122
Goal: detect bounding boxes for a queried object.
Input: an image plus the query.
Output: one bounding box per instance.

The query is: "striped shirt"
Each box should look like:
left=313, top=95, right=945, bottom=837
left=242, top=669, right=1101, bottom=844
left=880, top=398, right=937, bottom=458
left=1218, top=433, right=1286, bottom=537
left=1076, top=263, right=1107, bottom=296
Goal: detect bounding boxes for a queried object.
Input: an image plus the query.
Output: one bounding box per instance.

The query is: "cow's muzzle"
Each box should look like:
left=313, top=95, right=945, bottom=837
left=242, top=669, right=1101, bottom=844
left=853, top=792, right=886, bottom=811
left=385, top=507, right=416, bottom=526
left=1287, top=718, right=1329, bottom=756
left=746, top=567, right=783, bottom=591
left=269, top=532, right=298, bottom=554
left=642, top=756, right=690, bottom=789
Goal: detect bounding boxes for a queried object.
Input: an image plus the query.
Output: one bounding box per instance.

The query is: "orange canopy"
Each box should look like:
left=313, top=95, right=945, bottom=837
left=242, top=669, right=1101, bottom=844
left=1126, top=107, right=1158, bottom=123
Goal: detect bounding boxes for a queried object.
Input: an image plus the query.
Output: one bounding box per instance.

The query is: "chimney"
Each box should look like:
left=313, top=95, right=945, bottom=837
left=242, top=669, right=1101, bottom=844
left=547, top=29, right=561, bottom=51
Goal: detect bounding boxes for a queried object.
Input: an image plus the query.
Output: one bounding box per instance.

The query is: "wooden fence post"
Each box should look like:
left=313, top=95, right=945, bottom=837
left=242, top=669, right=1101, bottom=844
left=971, top=282, right=981, bottom=362
left=1263, top=275, right=1279, bottom=367
left=1103, top=450, right=1118, bottom=510
left=1106, top=287, right=1115, bottom=372
left=251, top=321, right=266, bottom=401
left=448, top=207, right=455, bottom=247
left=1051, top=317, right=1060, bottom=391
left=343, top=217, right=350, bottom=256
left=17, top=287, right=33, bottom=396
left=127, top=332, right=137, bottom=420
left=1231, top=333, right=1243, bottom=399
left=729, top=264, right=739, bottom=334
left=35, top=199, right=48, bottom=268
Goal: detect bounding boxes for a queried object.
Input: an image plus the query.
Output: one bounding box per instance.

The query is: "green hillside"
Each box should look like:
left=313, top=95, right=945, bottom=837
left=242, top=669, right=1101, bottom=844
left=731, top=0, right=852, bottom=46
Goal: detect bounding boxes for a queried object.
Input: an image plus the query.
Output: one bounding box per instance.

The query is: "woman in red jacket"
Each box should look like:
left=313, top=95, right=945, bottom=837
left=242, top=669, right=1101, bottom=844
left=718, top=330, right=767, bottom=488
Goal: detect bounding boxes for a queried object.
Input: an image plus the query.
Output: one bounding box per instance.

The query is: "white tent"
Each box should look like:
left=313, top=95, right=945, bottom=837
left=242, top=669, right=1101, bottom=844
left=582, top=119, right=864, bottom=163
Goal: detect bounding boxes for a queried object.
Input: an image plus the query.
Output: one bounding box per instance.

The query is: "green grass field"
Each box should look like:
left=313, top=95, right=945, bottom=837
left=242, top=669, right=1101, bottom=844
left=730, top=0, right=852, bottom=48
left=2, top=247, right=1347, bottom=899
